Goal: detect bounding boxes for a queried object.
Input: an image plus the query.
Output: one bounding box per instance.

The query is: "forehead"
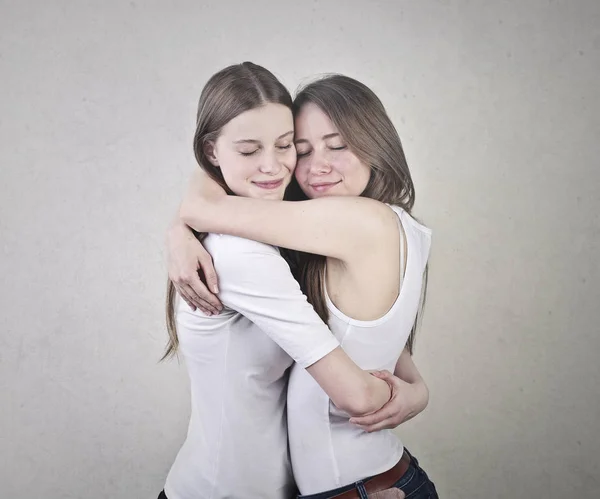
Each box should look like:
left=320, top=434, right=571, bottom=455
left=220, top=103, right=293, bottom=139
left=294, top=102, right=338, bottom=137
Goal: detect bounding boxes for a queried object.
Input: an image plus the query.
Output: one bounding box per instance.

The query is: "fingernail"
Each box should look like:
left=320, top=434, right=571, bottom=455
left=212, top=285, right=219, bottom=293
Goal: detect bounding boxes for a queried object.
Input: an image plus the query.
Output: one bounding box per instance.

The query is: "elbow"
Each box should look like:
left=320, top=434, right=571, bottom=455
left=418, top=381, right=430, bottom=413
left=340, top=396, right=382, bottom=418
left=336, top=382, right=386, bottom=417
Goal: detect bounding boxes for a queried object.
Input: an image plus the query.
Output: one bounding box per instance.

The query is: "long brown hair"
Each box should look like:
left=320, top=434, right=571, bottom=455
left=289, top=74, right=427, bottom=353
left=163, top=62, right=293, bottom=360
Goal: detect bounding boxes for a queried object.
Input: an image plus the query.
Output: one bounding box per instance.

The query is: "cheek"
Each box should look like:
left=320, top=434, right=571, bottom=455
left=341, top=157, right=371, bottom=192
left=283, top=149, right=297, bottom=173
left=293, top=159, right=309, bottom=183
left=220, top=156, right=254, bottom=186
left=358, top=164, right=371, bottom=189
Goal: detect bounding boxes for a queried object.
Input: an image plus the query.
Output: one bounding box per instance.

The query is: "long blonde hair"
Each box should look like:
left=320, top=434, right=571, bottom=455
left=163, top=62, right=293, bottom=360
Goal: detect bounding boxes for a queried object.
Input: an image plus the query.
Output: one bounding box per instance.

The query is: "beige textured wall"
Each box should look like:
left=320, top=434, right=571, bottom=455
left=1, top=1, right=599, bottom=498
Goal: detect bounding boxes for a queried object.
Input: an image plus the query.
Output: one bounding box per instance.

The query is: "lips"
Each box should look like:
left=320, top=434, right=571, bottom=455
left=252, top=179, right=284, bottom=190
left=309, top=180, right=341, bottom=193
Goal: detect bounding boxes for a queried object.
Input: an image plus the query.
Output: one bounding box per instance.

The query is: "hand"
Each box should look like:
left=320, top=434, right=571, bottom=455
left=349, top=370, right=429, bottom=432
left=167, top=220, right=222, bottom=315
left=370, top=489, right=406, bottom=499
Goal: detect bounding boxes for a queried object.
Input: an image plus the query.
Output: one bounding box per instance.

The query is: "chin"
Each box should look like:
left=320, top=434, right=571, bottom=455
left=260, top=189, right=286, bottom=200
left=307, top=188, right=332, bottom=199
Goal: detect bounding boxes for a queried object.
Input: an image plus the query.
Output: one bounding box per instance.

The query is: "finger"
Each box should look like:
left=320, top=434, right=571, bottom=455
left=182, top=284, right=219, bottom=314
left=175, top=287, right=196, bottom=311
left=350, top=407, right=395, bottom=426
left=186, top=290, right=223, bottom=316
left=187, top=272, right=223, bottom=311
left=182, top=282, right=210, bottom=310
left=185, top=294, right=214, bottom=315
left=183, top=298, right=196, bottom=311
left=370, top=369, right=395, bottom=381
left=198, top=254, right=219, bottom=294
left=371, top=370, right=404, bottom=392
left=185, top=295, right=216, bottom=316
left=176, top=282, right=218, bottom=315
left=354, top=419, right=395, bottom=433
left=196, top=298, right=220, bottom=315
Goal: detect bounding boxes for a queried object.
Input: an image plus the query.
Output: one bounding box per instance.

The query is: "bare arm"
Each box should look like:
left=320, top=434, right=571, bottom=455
left=209, top=237, right=391, bottom=417
left=308, top=348, right=391, bottom=417
left=394, top=348, right=428, bottom=385
left=166, top=215, right=222, bottom=314
left=349, top=348, right=429, bottom=431
left=391, top=348, right=430, bottom=422
left=179, top=169, right=398, bottom=262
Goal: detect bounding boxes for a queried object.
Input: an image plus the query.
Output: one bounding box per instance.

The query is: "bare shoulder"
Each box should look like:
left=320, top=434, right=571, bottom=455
left=313, top=196, right=400, bottom=237
left=326, top=201, right=402, bottom=320
left=351, top=198, right=402, bottom=245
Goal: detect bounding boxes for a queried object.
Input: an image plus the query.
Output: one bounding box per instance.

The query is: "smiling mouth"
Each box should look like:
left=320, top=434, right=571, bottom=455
left=253, top=179, right=284, bottom=190
left=309, top=181, right=341, bottom=192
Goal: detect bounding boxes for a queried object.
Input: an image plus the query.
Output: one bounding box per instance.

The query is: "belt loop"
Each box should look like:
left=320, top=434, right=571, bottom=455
left=356, top=481, right=369, bottom=499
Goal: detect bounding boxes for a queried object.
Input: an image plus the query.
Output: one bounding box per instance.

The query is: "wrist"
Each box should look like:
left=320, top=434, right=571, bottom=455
left=169, top=215, right=187, bottom=232
left=167, top=215, right=196, bottom=250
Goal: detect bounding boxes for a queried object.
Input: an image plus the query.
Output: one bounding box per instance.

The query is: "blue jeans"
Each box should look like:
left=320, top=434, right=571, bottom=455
left=298, top=450, right=438, bottom=499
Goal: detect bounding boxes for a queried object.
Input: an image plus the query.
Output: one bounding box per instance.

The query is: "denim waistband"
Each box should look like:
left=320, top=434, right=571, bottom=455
left=297, top=451, right=415, bottom=499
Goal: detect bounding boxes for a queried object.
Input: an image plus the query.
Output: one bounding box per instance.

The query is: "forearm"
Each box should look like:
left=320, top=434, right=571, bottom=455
left=394, top=348, right=429, bottom=413
left=178, top=181, right=215, bottom=233
left=168, top=211, right=200, bottom=250
left=307, top=347, right=392, bottom=417
left=179, top=169, right=395, bottom=260
left=169, top=210, right=192, bottom=235
left=394, top=348, right=424, bottom=383
left=355, top=371, right=394, bottom=416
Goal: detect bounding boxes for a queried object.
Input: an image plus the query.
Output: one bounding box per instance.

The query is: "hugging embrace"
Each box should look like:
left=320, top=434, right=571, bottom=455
left=160, top=62, right=438, bottom=499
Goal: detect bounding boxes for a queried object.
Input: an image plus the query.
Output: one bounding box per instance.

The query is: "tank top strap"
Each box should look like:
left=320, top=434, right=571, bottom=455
left=397, top=210, right=408, bottom=283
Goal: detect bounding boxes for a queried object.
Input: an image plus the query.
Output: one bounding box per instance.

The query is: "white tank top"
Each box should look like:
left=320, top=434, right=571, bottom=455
left=287, top=206, right=432, bottom=494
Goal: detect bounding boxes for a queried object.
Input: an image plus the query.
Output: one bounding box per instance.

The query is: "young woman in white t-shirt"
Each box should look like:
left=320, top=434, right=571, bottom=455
left=170, top=70, right=438, bottom=498
left=160, top=63, right=430, bottom=499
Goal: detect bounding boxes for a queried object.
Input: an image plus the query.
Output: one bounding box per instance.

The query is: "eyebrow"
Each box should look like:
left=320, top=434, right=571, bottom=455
left=234, top=130, right=294, bottom=144
left=295, top=132, right=340, bottom=144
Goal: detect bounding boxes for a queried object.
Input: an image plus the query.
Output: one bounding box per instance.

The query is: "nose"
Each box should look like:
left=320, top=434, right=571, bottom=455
left=259, top=151, right=282, bottom=175
left=308, top=149, right=332, bottom=175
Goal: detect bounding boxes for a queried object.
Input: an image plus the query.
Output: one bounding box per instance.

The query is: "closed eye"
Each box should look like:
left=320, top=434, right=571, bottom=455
left=277, top=144, right=293, bottom=150
left=329, top=145, right=347, bottom=151
left=239, top=150, right=259, bottom=156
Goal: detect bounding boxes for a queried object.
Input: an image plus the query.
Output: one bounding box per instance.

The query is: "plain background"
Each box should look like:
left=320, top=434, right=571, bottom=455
left=1, top=1, right=599, bottom=498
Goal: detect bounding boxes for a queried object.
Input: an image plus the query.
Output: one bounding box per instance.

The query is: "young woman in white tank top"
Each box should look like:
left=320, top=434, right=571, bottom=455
left=160, top=64, right=432, bottom=499
left=171, top=74, right=438, bottom=498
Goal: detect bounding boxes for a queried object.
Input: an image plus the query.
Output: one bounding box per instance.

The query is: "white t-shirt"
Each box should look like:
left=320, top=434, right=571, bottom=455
left=164, top=234, right=340, bottom=499
left=287, top=206, right=432, bottom=494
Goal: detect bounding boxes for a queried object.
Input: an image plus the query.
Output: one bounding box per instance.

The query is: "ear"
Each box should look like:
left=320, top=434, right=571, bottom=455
left=203, top=140, right=219, bottom=167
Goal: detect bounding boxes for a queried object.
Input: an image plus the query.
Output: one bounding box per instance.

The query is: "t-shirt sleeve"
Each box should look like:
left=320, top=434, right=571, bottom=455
left=208, top=235, right=339, bottom=368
